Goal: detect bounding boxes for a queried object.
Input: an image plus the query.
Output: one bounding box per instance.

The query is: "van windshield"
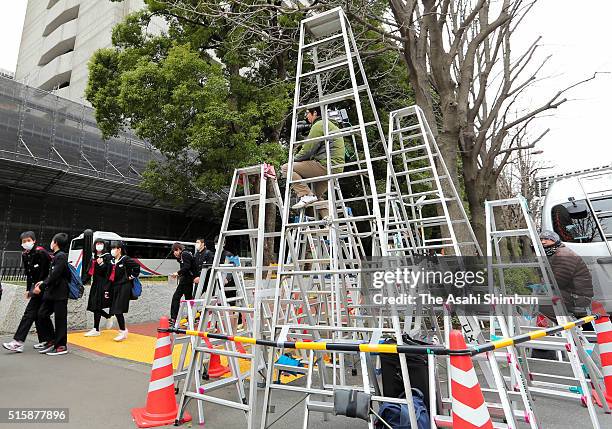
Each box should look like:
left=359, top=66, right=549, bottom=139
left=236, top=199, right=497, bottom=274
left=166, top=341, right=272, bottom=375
left=551, top=197, right=611, bottom=243
left=71, top=238, right=84, bottom=250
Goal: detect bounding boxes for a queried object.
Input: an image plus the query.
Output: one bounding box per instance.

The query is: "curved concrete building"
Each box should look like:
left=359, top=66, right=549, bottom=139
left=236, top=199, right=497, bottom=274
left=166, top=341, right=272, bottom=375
left=15, top=0, right=147, bottom=103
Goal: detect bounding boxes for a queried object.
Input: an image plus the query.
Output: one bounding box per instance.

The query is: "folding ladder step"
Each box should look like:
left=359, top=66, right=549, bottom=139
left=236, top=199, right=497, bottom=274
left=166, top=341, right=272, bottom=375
left=204, top=305, right=254, bottom=312
left=391, top=124, right=421, bottom=135
left=490, top=262, right=542, bottom=268
left=404, top=197, right=456, bottom=206
left=389, top=144, right=427, bottom=155
left=489, top=228, right=531, bottom=238
left=303, top=32, right=343, bottom=49
left=396, top=166, right=433, bottom=176
left=186, top=389, right=251, bottom=411
left=195, top=345, right=254, bottom=359
left=300, top=59, right=349, bottom=78
left=293, top=122, right=374, bottom=147
left=297, top=85, right=368, bottom=111
left=289, top=169, right=369, bottom=186
left=409, top=175, right=447, bottom=186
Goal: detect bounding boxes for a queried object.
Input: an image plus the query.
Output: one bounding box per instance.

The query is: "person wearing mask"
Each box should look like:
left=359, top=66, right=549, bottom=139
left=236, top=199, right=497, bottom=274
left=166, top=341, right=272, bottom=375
left=83, top=239, right=114, bottom=337
left=170, top=243, right=195, bottom=324
left=32, top=233, right=70, bottom=356
left=281, top=106, right=345, bottom=216
left=193, top=238, right=213, bottom=294
left=108, top=241, right=140, bottom=342
left=539, top=230, right=594, bottom=320
left=2, top=231, right=52, bottom=353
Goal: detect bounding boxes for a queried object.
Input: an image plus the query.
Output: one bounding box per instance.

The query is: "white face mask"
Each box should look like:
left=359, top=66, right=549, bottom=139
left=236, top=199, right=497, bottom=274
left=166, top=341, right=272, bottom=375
left=22, top=242, right=35, bottom=251
left=95, top=244, right=104, bottom=252
left=111, top=249, right=118, bottom=258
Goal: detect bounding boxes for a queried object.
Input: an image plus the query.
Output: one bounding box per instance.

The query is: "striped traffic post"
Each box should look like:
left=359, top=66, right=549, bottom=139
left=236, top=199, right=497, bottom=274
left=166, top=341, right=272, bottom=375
left=593, top=301, right=612, bottom=407
left=449, top=330, right=494, bottom=429
left=131, top=317, right=191, bottom=428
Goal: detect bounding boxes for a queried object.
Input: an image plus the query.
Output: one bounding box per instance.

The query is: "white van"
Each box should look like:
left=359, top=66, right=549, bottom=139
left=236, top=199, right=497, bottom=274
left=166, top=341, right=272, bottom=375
left=68, top=231, right=195, bottom=277
left=540, top=170, right=612, bottom=310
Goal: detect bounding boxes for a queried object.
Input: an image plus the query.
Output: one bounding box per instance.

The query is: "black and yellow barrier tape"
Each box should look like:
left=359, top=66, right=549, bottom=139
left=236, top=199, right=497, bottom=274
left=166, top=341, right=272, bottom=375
left=159, top=314, right=597, bottom=356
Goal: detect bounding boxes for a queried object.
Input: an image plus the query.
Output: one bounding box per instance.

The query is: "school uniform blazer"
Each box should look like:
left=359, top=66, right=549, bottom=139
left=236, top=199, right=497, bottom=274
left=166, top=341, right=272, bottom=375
left=40, top=251, right=69, bottom=301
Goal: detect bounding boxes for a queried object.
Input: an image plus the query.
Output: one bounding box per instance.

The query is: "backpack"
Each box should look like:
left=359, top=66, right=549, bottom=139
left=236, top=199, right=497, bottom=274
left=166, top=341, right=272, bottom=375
left=376, top=389, right=429, bottom=429
left=131, top=277, right=143, bottom=300
left=67, top=263, right=85, bottom=299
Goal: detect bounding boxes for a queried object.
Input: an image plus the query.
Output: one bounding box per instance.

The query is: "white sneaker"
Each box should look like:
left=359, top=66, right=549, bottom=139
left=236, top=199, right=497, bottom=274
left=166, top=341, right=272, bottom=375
left=113, top=330, right=128, bottom=342
left=32, top=341, right=48, bottom=350
left=84, top=328, right=101, bottom=337
left=2, top=340, right=24, bottom=353
left=105, top=317, right=115, bottom=330
left=292, top=194, right=318, bottom=210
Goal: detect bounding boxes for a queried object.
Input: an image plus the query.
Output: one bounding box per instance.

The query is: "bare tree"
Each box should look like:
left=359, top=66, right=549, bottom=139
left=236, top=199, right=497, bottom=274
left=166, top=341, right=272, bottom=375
left=130, top=0, right=599, bottom=250
left=497, top=127, right=551, bottom=258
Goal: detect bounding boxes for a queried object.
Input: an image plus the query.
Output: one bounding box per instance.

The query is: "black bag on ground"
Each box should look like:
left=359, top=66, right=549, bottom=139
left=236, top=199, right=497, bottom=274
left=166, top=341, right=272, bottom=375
left=380, top=335, right=430, bottom=408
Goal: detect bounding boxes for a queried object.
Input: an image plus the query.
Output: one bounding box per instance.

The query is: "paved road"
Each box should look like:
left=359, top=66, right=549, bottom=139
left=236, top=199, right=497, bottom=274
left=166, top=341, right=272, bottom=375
left=1, top=335, right=609, bottom=429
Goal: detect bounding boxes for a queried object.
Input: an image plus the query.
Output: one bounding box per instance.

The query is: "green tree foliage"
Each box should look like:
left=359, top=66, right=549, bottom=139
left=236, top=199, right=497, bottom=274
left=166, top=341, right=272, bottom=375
left=86, top=1, right=413, bottom=203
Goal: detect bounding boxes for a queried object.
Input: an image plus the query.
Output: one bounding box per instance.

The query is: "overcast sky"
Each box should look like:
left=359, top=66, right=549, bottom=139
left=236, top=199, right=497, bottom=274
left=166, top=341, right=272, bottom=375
left=1, top=1, right=610, bottom=177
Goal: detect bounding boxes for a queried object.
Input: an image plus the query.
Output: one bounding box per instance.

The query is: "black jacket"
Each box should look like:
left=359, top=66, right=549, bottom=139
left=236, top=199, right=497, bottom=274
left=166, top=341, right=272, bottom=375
left=22, top=245, right=51, bottom=291
left=177, top=250, right=195, bottom=281
left=110, top=255, right=140, bottom=315
left=40, top=250, right=70, bottom=301
left=194, top=249, right=213, bottom=276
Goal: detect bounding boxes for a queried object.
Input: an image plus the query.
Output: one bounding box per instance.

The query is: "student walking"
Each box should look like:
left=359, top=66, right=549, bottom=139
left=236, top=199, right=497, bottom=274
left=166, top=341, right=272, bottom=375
left=193, top=238, right=213, bottom=295
left=33, top=233, right=71, bottom=356
left=108, top=241, right=140, bottom=342
left=169, top=243, right=195, bottom=324
left=83, top=239, right=113, bottom=337
left=2, top=231, right=52, bottom=353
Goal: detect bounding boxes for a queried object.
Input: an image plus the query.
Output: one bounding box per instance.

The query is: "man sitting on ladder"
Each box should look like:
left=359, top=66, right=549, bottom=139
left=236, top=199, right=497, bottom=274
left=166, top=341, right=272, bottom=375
left=281, top=105, right=345, bottom=217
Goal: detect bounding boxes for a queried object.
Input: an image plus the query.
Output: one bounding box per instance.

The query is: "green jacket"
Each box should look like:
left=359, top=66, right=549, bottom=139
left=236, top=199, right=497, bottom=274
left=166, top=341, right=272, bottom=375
left=294, top=119, right=345, bottom=170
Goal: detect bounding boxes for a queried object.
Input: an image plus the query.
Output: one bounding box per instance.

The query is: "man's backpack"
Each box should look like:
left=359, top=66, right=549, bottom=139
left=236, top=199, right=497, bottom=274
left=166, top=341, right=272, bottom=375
left=375, top=389, right=429, bottom=429
left=67, top=263, right=85, bottom=299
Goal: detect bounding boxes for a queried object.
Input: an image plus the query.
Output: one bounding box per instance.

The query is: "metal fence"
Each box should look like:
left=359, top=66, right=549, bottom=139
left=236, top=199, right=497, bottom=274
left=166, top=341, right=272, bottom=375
left=0, top=251, right=25, bottom=283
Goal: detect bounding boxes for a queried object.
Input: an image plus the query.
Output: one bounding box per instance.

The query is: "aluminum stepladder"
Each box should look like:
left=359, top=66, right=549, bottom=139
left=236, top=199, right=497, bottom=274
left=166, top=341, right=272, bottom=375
left=260, top=7, right=423, bottom=429
left=175, top=164, right=283, bottom=428
left=381, top=106, right=541, bottom=427
left=173, top=265, right=214, bottom=391
left=485, top=195, right=608, bottom=428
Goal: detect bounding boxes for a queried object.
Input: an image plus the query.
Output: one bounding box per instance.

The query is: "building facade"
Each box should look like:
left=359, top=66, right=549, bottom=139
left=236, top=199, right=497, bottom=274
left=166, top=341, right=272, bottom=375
left=15, top=0, right=149, bottom=103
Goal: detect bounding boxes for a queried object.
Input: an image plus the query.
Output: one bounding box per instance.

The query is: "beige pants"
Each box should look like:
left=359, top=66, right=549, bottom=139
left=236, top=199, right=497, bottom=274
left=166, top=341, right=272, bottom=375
left=281, top=160, right=329, bottom=216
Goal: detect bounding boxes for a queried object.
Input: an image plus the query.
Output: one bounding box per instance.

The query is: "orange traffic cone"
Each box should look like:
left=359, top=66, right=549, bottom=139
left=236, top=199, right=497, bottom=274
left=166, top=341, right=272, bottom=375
left=449, top=330, right=494, bottom=429
left=131, top=317, right=191, bottom=428
left=592, top=301, right=612, bottom=407
left=203, top=337, right=230, bottom=378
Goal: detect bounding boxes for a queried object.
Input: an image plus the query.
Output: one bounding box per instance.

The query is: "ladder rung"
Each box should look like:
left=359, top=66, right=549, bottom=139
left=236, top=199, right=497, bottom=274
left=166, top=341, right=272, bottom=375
left=293, top=123, right=373, bottom=147
left=396, top=166, right=433, bottom=176
left=303, top=32, right=342, bottom=49
left=404, top=197, right=455, bottom=206
left=186, top=390, right=250, bottom=411
left=222, top=228, right=257, bottom=236
left=204, top=305, right=254, bottom=312
left=389, top=144, right=426, bottom=155
left=289, top=169, right=368, bottom=185
left=297, top=85, right=369, bottom=111
left=409, top=175, right=447, bottom=185
left=391, top=124, right=421, bottom=135
left=300, top=59, right=348, bottom=78
left=230, top=194, right=265, bottom=203
left=196, top=346, right=255, bottom=359
left=490, top=262, right=542, bottom=268
left=489, top=228, right=531, bottom=238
